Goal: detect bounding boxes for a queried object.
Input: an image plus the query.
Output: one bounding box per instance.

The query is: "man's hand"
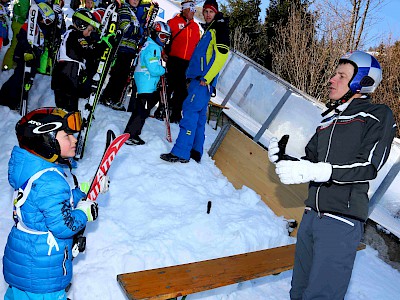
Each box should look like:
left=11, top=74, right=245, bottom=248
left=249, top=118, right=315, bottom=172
left=267, top=137, right=279, bottom=163
left=76, top=200, right=99, bottom=222
left=275, top=160, right=332, bottom=184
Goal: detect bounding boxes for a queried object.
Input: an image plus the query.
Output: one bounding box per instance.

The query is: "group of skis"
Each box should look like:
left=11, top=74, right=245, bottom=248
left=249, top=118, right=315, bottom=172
left=20, top=1, right=172, bottom=161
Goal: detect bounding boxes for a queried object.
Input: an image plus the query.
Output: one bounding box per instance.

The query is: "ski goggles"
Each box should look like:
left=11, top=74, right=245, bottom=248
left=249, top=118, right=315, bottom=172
left=157, top=32, right=170, bottom=42
left=53, top=108, right=82, bottom=133
left=182, top=1, right=196, bottom=13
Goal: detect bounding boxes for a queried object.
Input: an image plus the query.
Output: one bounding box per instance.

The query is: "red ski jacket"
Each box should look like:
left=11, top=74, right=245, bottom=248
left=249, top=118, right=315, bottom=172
left=167, top=14, right=200, bottom=61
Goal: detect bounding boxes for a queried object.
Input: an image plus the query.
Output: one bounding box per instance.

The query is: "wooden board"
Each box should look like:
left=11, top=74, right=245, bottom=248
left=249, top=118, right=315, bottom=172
left=212, top=125, right=308, bottom=235
left=117, top=244, right=296, bottom=300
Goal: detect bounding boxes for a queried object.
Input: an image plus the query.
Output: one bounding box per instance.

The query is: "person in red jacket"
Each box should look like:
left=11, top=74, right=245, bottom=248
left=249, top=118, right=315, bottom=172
left=160, top=0, right=201, bottom=123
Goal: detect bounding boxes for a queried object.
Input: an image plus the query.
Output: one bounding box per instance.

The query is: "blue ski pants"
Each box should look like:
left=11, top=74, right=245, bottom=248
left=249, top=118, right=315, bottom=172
left=171, top=80, right=210, bottom=160
left=4, top=286, right=67, bottom=300
left=290, top=208, right=363, bottom=300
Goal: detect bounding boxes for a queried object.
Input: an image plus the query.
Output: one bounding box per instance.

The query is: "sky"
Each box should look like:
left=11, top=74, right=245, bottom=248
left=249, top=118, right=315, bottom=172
left=0, top=1, right=400, bottom=299
left=222, top=0, right=400, bottom=48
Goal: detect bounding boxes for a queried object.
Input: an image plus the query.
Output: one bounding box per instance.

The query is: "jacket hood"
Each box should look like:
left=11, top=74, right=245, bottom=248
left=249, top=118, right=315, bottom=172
left=8, top=146, right=62, bottom=190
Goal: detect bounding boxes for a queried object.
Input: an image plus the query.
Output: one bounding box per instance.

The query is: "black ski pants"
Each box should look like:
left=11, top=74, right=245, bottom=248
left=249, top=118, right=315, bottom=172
left=101, top=51, right=136, bottom=105
left=290, top=207, right=363, bottom=300
left=165, top=56, right=190, bottom=123
left=124, top=92, right=159, bottom=138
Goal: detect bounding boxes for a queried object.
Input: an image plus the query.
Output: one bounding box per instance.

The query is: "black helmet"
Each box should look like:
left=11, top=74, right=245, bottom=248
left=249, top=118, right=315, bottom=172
left=151, top=21, right=171, bottom=46
left=72, top=8, right=100, bottom=31
left=15, top=107, right=82, bottom=162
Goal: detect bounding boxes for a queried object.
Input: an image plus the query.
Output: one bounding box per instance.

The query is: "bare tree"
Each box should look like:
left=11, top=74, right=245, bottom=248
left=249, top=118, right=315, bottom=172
left=320, top=0, right=386, bottom=50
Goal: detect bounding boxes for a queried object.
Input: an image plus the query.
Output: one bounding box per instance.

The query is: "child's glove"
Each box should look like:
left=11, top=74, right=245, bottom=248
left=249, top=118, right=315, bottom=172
left=24, top=53, right=34, bottom=61
left=96, top=175, right=110, bottom=194
left=76, top=200, right=99, bottom=222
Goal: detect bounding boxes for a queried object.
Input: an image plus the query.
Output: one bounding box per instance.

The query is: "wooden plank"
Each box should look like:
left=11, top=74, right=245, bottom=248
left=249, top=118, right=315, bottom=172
left=212, top=126, right=308, bottom=235
left=117, top=244, right=296, bottom=300
left=117, top=243, right=366, bottom=300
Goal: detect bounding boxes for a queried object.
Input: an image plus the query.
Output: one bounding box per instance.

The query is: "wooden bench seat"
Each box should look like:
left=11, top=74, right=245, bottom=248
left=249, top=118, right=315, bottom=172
left=117, top=243, right=366, bottom=300
left=207, top=101, right=229, bottom=130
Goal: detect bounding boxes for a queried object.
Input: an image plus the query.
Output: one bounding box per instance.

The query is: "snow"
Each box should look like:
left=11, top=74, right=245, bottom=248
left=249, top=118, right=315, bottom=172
left=1, top=1, right=400, bottom=300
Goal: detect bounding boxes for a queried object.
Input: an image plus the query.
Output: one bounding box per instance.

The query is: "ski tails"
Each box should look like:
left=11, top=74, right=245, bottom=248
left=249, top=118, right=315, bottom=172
left=86, top=131, right=129, bottom=202
left=160, top=75, right=172, bottom=143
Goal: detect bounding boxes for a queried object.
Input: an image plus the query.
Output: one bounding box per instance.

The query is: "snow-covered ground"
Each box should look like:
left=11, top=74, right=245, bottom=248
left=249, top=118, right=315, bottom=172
left=0, top=1, right=400, bottom=299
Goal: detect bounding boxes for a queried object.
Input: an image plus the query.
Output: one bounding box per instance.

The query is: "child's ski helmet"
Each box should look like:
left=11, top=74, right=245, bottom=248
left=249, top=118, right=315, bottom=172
left=339, top=50, right=382, bottom=95
left=37, top=2, right=56, bottom=25
left=72, top=8, right=100, bottom=31
left=151, top=21, right=171, bottom=46
left=15, top=108, right=82, bottom=162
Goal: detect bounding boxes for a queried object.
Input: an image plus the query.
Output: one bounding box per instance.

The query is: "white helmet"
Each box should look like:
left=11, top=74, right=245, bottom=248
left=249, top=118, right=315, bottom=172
left=339, top=50, right=382, bottom=94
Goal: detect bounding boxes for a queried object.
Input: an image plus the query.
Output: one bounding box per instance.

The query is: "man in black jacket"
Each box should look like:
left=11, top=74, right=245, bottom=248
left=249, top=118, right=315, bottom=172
left=268, top=50, right=396, bottom=300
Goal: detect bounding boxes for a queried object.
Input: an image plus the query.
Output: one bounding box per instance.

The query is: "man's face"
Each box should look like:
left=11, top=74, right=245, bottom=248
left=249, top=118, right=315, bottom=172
left=182, top=7, right=195, bottom=21
left=203, top=8, right=216, bottom=24
left=328, top=63, right=354, bottom=101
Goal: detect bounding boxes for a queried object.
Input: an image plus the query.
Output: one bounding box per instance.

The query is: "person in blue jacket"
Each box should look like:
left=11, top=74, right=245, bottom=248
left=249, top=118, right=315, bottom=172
left=123, top=20, right=170, bottom=145
left=160, top=0, right=230, bottom=163
left=3, top=107, right=106, bottom=300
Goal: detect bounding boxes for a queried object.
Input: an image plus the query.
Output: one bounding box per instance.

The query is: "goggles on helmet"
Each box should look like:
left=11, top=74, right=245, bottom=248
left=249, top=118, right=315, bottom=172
left=21, top=108, right=82, bottom=136
left=157, top=32, right=170, bottom=42
left=52, top=108, right=83, bottom=133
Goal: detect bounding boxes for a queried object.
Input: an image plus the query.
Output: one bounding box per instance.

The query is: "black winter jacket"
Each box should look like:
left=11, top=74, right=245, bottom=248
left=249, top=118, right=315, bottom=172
left=304, top=97, right=396, bottom=221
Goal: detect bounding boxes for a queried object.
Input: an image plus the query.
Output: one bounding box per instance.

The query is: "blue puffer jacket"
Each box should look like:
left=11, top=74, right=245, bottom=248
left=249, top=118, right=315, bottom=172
left=134, top=36, right=165, bottom=94
left=3, top=146, right=88, bottom=293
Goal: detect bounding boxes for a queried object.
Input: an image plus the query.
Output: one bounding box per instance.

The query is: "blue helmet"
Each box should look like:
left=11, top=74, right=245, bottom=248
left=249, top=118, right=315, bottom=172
left=339, top=50, right=382, bottom=95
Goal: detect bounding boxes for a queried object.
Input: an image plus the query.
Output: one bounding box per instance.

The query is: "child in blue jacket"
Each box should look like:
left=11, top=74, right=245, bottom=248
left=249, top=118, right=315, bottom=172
left=124, top=21, right=171, bottom=145
left=3, top=107, right=105, bottom=300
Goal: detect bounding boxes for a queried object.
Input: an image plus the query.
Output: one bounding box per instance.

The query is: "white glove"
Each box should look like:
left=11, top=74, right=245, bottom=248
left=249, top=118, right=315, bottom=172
left=275, top=160, right=332, bottom=184
left=76, top=200, right=99, bottom=222
left=268, top=137, right=280, bottom=163
left=53, top=4, right=62, bottom=14
left=99, top=175, right=110, bottom=194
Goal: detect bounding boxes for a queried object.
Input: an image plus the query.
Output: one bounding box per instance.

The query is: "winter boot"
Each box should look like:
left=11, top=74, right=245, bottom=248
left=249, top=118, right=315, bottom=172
left=190, top=149, right=201, bottom=163
left=125, top=135, right=145, bottom=146
left=160, top=153, right=189, bottom=163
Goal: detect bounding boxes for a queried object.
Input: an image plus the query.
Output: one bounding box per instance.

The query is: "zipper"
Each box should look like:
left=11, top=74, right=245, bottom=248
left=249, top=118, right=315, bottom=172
left=316, top=110, right=343, bottom=214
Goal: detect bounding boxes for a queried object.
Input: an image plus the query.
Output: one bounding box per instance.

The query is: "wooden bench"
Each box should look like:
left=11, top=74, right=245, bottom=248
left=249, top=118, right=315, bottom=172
left=207, top=101, right=229, bottom=130
left=117, top=243, right=366, bottom=300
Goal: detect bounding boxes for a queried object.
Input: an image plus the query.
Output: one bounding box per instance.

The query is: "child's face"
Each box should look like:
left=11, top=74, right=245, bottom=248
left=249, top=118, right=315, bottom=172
left=129, top=0, right=140, bottom=8
left=83, top=25, right=95, bottom=37
left=56, top=130, right=77, bottom=158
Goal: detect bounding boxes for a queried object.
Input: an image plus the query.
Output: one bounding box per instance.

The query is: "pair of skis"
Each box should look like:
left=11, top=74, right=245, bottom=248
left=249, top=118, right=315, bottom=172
left=72, top=130, right=129, bottom=257
left=159, top=75, right=172, bottom=143
left=75, top=2, right=122, bottom=159
left=20, top=2, right=39, bottom=116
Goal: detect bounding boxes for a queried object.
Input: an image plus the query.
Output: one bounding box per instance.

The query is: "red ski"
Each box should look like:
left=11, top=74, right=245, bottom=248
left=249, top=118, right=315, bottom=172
left=160, top=75, right=172, bottom=143
left=86, top=130, right=130, bottom=201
